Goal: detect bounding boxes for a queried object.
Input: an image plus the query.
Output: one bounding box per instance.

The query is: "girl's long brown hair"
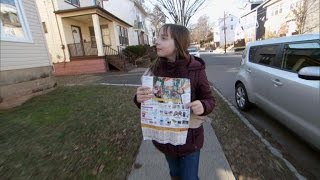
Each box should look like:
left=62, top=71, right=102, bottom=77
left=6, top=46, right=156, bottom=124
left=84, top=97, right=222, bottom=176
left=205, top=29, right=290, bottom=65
left=150, top=24, right=190, bottom=74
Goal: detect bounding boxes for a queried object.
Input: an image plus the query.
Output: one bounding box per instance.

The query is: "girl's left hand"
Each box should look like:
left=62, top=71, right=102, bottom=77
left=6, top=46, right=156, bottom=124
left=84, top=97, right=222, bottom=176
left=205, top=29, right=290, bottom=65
left=188, top=100, right=204, bottom=115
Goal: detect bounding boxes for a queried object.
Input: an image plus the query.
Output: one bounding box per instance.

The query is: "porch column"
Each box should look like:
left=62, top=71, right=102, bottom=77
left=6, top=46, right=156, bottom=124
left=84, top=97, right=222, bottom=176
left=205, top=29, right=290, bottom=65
left=92, top=14, right=104, bottom=56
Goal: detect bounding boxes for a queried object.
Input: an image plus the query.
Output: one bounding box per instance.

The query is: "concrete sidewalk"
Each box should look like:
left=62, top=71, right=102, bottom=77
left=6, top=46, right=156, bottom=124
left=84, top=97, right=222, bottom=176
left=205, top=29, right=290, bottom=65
left=128, top=121, right=235, bottom=180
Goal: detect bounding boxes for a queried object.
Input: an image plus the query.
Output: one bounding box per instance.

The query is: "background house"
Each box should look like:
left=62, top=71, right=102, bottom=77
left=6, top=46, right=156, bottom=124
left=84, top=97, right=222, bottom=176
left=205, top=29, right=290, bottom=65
left=103, top=0, right=151, bottom=46
left=237, top=0, right=319, bottom=44
left=214, top=14, right=238, bottom=47
left=0, top=0, right=56, bottom=109
left=264, top=0, right=319, bottom=38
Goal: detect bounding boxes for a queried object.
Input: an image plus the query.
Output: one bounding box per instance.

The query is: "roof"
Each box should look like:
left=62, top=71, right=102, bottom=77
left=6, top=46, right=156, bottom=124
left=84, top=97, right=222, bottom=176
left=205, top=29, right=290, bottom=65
left=247, top=34, right=320, bottom=47
left=54, top=6, right=132, bottom=27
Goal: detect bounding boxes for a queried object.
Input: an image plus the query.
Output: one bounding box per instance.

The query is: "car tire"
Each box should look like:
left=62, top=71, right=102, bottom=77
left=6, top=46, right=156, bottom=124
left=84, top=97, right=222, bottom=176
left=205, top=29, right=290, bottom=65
left=235, top=83, right=252, bottom=111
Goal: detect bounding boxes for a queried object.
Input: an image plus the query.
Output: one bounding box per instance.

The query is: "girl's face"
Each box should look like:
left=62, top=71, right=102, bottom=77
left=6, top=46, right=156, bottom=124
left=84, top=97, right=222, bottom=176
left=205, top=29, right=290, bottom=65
left=156, top=27, right=176, bottom=61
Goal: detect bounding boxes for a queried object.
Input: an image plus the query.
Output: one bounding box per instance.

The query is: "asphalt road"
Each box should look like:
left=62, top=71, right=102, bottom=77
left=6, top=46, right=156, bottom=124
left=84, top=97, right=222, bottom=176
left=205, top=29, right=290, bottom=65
left=201, top=53, right=320, bottom=179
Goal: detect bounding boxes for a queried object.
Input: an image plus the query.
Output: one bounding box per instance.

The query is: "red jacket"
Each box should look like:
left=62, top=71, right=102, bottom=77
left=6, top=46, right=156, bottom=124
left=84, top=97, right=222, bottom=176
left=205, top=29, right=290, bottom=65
left=134, top=55, right=215, bottom=156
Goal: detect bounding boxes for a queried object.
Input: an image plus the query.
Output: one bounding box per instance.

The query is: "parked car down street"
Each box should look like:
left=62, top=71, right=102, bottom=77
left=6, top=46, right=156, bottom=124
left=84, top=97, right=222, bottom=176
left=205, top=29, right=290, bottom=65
left=188, top=46, right=200, bottom=57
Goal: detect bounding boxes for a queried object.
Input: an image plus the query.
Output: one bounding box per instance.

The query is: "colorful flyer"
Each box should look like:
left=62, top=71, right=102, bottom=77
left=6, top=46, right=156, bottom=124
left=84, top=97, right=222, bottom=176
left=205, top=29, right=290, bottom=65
left=141, top=76, right=191, bottom=145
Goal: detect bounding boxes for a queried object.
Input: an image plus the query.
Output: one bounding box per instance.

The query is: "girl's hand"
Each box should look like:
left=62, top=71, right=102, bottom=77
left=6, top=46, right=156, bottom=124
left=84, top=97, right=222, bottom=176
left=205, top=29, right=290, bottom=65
left=188, top=100, right=204, bottom=115
left=136, top=86, right=154, bottom=103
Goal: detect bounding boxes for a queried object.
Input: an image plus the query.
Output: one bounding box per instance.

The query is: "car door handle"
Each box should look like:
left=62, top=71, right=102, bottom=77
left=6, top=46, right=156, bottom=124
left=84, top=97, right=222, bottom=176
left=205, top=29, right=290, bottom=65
left=272, top=79, right=283, bottom=86
left=245, top=69, right=252, bottom=73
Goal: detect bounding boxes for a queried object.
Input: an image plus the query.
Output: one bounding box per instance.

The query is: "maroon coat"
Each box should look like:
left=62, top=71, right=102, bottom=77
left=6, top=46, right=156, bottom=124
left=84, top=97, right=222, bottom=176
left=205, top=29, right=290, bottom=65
left=134, top=55, right=215, bottom=156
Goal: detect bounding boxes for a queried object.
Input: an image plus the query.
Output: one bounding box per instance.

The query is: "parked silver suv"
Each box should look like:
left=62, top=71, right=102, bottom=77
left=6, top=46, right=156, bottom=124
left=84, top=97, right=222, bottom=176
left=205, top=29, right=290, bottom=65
left=234, top=34, right=320, bottom=149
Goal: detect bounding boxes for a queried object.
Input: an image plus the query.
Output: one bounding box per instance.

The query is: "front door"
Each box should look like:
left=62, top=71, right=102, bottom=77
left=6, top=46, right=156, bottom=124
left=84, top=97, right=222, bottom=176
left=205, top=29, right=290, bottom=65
left=71, top=25, right=84, bottom=56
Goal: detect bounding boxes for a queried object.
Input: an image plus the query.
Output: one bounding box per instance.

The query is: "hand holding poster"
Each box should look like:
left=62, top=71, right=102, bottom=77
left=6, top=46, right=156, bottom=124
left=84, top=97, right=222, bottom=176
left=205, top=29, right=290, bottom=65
left=141, top=76, right=191, bottom=145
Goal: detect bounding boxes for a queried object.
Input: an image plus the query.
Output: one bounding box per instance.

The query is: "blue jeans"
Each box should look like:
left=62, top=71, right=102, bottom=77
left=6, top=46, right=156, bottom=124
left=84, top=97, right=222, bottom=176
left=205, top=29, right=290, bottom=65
left=165, top=150, right=200, bottom=180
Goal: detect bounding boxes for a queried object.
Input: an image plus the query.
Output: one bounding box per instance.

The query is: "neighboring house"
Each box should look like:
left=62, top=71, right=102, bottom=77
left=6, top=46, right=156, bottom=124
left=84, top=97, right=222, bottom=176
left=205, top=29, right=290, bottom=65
left=264, top=0, right=319, bottom=38
left=35, top=0, right=135, bottom=75
left=239, top=7, right=259, bottom=44
left=0, top=0, right=56, bottom=109
left=103, top=0, right=151, bottom=46
left=235, top=0, right=265, bottom=44
left=237, top=0, right=319, bottom=43
left=234, top=19, right=246, bottom=47
left=213, top=27, right=220, bottom=48
left=214, top=14, right=238, bottom=47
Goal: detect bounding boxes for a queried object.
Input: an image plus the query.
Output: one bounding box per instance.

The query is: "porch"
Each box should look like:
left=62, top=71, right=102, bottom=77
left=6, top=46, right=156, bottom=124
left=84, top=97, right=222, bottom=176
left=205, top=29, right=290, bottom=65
left=53, top=6, right=134, bottom=75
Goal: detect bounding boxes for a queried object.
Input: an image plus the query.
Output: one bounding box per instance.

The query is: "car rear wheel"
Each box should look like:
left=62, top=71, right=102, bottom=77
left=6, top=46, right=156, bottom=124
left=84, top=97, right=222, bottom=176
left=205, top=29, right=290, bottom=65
left=235, top=83, right=252, bottom=111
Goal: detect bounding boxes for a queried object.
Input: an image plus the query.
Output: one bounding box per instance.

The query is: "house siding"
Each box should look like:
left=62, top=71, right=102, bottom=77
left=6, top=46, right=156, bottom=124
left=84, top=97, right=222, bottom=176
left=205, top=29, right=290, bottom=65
left=0, top=0, right=51, bottom=71
left=35, top=0, right=67, bottom=63
left=0, top=0, right=55, bottom=109
left=103, top=0, right=152, bottom=46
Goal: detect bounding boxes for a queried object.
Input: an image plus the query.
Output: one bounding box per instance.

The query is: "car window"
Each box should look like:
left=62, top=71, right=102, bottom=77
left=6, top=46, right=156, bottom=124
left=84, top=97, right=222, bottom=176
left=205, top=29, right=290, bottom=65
left=282, top=41, right=320, bottom=73
left=248, top=46, right=257, bottom=62
left=251, top=45, right=280, bottom=68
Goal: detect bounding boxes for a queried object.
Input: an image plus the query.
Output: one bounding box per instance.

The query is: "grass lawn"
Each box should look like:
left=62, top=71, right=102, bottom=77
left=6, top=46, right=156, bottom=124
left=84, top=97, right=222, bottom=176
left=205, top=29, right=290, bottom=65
left=0, top=85, right=141, bottom=179
left=0, top=83, right=298, bottom=180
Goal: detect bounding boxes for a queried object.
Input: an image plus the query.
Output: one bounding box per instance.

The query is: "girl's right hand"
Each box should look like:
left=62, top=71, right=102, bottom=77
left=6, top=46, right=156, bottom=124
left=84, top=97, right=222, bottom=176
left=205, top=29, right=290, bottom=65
left=136, top=86, right=153, bottom=103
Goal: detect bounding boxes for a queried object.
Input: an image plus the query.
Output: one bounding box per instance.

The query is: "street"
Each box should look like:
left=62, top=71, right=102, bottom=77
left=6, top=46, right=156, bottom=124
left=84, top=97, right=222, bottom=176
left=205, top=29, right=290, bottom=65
left=201, top=53, right=320, bottom=179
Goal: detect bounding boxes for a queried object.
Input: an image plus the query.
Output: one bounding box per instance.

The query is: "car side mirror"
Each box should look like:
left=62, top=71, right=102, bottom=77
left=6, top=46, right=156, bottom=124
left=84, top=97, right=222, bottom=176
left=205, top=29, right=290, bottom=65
left=298, top=66, right=320, bottom=80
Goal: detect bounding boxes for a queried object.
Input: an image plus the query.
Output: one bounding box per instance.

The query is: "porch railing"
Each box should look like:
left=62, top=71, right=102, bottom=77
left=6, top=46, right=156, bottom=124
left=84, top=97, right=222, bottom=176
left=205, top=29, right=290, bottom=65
left=105, top=45, right=128, bottom=70
left=117, top=46, right=135, bottom=65
left=67, top=42, right=98, bottom=58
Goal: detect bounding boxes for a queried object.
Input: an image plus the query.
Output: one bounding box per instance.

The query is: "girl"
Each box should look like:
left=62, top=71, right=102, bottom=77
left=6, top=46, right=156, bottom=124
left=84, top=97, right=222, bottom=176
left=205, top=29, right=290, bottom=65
left=134, top=24, right=215, bottom=180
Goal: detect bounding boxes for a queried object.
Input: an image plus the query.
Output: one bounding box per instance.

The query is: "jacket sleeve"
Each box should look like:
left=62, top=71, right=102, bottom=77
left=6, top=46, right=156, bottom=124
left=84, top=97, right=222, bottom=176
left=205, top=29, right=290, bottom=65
left=197, top=69, right=215, bottom=116
left=133, top=94, right=141, bottom=109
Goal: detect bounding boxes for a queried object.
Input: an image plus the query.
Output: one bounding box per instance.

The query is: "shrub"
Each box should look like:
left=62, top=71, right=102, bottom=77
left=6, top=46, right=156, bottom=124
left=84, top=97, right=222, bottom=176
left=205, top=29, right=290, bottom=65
left=124, top=45, right=147, bottom=57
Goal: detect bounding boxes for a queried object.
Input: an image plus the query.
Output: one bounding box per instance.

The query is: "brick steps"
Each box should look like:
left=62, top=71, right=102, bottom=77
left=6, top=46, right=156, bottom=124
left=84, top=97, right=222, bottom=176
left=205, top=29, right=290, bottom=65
left=53, top=59, right=108, bottom=76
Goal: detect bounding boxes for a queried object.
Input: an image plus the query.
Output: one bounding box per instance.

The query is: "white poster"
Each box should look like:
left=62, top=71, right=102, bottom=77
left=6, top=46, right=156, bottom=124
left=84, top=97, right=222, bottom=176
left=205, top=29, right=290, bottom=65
left=141, top=76, right=191, bottom=145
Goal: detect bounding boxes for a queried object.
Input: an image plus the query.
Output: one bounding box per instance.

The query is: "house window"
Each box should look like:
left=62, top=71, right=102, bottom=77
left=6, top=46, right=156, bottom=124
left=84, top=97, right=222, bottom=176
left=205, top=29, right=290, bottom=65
left=101, top=25, right=111, bottom=46
left=89, top=25, right=111, bottom=47
left=65, top=0, right=80, bottom=7
left=0, top=0, right=32, bottom=42
left=231, top=25, right=233, bottom=30
left=89, top=26, right=96, bottom=47
left=42, top=22, right=47, bottom=33
left=117, top=25, right=128, bottom=46
left=94, top=0, right=103, bottom=7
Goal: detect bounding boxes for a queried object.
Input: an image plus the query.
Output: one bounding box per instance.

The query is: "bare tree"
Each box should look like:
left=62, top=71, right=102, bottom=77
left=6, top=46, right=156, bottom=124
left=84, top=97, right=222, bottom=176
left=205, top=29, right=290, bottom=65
left=149, top=5, right=166, bottom=43
left=291, top=0, right=318, bottom=34
left=189, top=15, right=211, bottom=45
left=154, top=0, right=206, bottom=26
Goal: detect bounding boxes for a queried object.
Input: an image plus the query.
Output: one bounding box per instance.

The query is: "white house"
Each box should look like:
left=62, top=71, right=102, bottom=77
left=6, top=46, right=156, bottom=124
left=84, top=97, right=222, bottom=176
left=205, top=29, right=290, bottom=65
left=103, top=0, right=151, bottom=46
left=264, top=0, right=319, bottom=37
left=214, top=14, right=238, bottom=47
left=35, top=0, right=139, bottom=75
left=237, top=0, right=319, bottom=43
left=0, top=0, right=56, bottom=109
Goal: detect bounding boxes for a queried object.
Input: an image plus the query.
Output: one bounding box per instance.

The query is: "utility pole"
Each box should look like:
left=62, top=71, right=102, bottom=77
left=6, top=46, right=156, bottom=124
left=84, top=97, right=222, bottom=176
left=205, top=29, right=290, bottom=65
left=224, top=11, right=227, bottom=54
